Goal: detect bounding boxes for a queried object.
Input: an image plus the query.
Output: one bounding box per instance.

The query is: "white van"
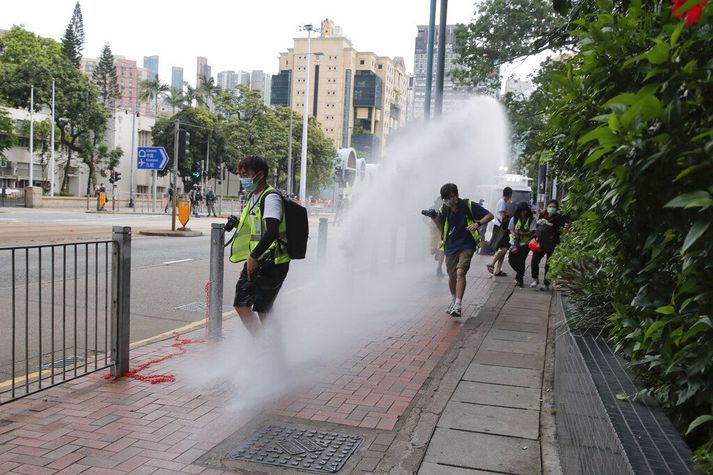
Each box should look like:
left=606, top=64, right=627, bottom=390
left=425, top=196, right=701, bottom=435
left=471, top=174, right=533, bottom=246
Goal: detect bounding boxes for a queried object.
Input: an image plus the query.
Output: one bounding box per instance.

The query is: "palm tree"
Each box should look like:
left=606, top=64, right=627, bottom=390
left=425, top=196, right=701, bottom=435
left=196, top=76, right=219, bottom=112
left=183, top=81, right=196, bottom=108
left=139, top=77, right=169, bottom=117
left=163, top=87, right=186, bottom=114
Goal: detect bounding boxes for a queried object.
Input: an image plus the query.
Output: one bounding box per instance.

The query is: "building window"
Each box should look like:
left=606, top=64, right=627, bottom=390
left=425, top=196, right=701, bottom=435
left=359, top=60, right=365, bottom=65
left=378, top=65, right=383, bottom=70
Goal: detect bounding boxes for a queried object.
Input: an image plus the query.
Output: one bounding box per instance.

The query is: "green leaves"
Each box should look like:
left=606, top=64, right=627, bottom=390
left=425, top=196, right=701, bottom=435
left=665, top=191, right=713, bottom=209
left=687, top=415, right=713, bottom=435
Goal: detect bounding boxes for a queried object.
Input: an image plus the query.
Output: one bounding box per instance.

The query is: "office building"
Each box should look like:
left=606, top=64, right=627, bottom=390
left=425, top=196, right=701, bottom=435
left=114, top=56, right=139, bottom=111
left=409, top=25, right=473, bottom=121
left=143, top=55, right=159, bottom=80
left=251, top=70, right=272, bottom=105
left=171, top=66, right=184, bottom=90
left=272, top=19, right=407, bottom=159
left=196, top=56, right=211, bottom=87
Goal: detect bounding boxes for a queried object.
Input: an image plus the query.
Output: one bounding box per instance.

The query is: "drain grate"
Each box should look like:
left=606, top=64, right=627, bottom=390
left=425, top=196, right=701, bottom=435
left=41, top=355, right=84, bottom=369
left=227, top=424, right=363, bottom=473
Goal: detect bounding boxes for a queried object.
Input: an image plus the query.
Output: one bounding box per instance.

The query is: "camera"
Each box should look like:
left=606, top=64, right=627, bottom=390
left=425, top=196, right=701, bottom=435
left=225, top=215, right=239, bottom=232
left=421, top=209, right=437, bottom=219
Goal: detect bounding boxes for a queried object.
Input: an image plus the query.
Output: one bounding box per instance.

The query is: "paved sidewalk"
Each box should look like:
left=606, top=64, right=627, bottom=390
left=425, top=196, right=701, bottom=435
left=417, top=288, right=553, bottom=475
left=0, top=259, right=495, bottom=475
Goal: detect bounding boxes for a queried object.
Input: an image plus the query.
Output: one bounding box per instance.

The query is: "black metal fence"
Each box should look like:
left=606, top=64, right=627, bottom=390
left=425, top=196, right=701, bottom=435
left=0, top=227, right=131, bottom=404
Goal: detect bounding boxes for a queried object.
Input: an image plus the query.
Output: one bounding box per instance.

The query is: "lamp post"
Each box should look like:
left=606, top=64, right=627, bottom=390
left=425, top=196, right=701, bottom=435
left=298, top=24, right=318, bottom=204
left=287, top=70, right=293, bottom=196
left=29, top=85, right=34, bottom=187
left=129, top=101, right=138, bottom=208
left=50, top=79, right=55, bottom=196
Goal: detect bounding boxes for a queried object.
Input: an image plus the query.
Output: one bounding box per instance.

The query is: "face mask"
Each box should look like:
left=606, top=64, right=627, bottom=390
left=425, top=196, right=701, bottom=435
left=240, top=174, right=261, bottom=193
left=444, top=197, right=457, bottom=207
left=547, top=207, right=557, bottom=215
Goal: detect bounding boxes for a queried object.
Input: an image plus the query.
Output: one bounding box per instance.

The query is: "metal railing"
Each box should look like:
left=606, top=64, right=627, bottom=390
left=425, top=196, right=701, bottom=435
left=0, top=226, right=131, bottom=404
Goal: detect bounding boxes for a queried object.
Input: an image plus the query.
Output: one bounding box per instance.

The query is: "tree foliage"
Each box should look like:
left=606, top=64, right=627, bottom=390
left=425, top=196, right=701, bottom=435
left=0, top=26, right=110, bottom=193
left=61, top=1, right=85, bottom=67
left=92, top=43, right=120, bottom=111
left=0, top=107, right=16, bottom=159
left=453, top=0, right=567, bottom=90
left=151, top=87, right=335, bottom=195
left=139, top=77, right=169, bottom=117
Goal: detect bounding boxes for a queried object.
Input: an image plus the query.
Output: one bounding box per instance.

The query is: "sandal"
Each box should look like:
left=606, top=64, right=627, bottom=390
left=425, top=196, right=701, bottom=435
left=494, top=271, right=508, bottom=276
left=486, top=264, right=494, bottom=274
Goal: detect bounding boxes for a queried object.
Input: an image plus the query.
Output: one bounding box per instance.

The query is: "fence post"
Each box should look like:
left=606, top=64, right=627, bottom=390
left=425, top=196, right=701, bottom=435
left=208, top=223, right=225, bottom=338
left=318, top=218, right=328, bottom=259
left=111, top=226, right=131, bottom=376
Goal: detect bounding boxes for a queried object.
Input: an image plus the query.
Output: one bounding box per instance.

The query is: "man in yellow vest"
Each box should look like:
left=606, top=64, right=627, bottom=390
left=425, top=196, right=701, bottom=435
left=427, top=183, right=493, bottom=317
left=230, top=156, right=290, bottom=335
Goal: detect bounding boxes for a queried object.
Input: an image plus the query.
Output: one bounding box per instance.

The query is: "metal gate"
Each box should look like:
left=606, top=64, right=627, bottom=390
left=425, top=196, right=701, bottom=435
left=0, top=226, right=131, bottom=404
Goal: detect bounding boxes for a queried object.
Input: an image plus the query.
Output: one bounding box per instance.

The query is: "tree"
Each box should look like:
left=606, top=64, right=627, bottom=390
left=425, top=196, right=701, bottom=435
left=0, top=107, right=16, bottom=160
left=0, top=27, right=109, bottom=194
left=92, top=43, right=120, bottom=111
left=453, top=0, right=566, bottom=90
left=196, top=76, right=219, bottom=111
left=61, top=2, right=85, bottom=67
left=163, top=87, right=186, bottom=114
left=139, top=77, right=169, bottom=117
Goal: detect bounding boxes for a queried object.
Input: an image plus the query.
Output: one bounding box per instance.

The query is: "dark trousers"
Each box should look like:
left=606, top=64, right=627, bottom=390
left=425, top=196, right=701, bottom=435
left=508, top=246, right=529, bottom=284
left=531, top=248, right=554, bottom=285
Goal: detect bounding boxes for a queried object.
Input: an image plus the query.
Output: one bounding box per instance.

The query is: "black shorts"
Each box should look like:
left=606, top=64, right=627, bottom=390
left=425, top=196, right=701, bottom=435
left=234, top=260, right=290, bottom=313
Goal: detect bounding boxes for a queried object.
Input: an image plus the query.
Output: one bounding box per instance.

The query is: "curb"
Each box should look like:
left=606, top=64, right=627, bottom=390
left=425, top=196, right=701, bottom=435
left=138, top=229, right=203, bottom=237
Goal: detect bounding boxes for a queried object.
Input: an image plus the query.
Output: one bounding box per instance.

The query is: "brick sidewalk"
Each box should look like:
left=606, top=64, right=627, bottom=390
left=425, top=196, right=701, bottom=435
left=0, top=261, right=495, bottom=474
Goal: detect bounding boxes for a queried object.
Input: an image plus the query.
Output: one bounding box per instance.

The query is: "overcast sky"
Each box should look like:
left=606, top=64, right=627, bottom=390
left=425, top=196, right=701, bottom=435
left=2, top=0, right=482, bottom=85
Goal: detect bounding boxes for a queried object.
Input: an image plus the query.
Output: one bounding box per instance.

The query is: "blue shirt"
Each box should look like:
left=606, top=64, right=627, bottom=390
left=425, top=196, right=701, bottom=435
left=438, top=199, right=490, bottom=256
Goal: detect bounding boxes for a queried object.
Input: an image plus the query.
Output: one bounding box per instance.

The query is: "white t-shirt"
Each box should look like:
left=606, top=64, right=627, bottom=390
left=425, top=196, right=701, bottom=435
left=494, top=198, right=508, bottom=226
left=250, top=192, right=283, bottom=221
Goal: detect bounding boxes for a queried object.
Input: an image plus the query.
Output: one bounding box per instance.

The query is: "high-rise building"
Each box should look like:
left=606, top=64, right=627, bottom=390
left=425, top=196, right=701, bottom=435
left=196, top=56, right=211, bottom=87
left=235, top=70, right=251, bottom=87
left=272, top=21, right=407, bottom=159
left=409, top=25, right=472, bottom=121
left=217, top=70, right=238, bottom=91
left=171, top=66, right=184, bottom=89
left=114, top=56, right=139, bottom=111
left=143, top=55, right=159, bottom=80
left=80, top=57, right=99, bottom=77
left=250, top=70, right=272, bottom=105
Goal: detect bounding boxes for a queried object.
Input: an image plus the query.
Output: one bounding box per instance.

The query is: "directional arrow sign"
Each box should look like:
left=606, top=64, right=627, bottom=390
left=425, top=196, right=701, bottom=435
left=136, top=147, right=169, bottom=170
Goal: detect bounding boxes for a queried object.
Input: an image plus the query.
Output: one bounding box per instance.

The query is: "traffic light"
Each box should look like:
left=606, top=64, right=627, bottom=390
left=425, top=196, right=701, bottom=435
left=215, top=163, right=222, bottom=177
left=114, top=171, right=121, bottom=183
left=192, top=162, right=200, bottom=179
left=108, top=169, right=115, bottom=184
left=178, top=129, right=190, bottom=160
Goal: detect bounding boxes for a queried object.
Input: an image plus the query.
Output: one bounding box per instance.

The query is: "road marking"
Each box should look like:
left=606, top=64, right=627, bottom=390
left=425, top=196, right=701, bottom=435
left=163, top=258, right=193, bottom=265
left=0, top=310, right=236, bottom=392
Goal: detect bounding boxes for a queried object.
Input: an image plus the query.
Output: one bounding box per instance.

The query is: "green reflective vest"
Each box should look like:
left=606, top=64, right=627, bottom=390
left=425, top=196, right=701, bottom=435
left=440, top=199, right=481, bottom=251
left=511, top=218, right=533, bottom=246
left=229, top=186, right=290, bottom=264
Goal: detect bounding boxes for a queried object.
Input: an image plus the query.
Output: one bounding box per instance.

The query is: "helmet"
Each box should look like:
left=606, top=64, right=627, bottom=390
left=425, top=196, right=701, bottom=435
left=528, top=239, right=542, bottom=253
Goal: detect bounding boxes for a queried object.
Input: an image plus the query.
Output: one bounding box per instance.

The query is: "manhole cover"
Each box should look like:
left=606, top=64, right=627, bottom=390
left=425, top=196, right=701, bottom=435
left=228, top=424, right=363, bottom=473
left=41, top=355, right=84, bottom=369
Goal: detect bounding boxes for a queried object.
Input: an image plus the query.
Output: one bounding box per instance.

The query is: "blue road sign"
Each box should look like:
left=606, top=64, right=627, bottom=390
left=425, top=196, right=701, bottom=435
left=136, top=147, right=169, bottom=170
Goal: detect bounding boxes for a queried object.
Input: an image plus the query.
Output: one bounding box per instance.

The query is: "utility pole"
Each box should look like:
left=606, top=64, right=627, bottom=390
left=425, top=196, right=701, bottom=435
left=29, top=85, right=34, bottom=186
left=287, top=70, right=294, bottom=196
left=129, top=101, right=137, bottom=208
left=50, top=79, right=55, bottom=196
left=205, top=137, right=210, bottom=194
left=299, top=24, right=316, bottom=205
left=171, top=120, right=179, bottom=231
left=424, top=0, right=437, bottom=121
left=434, top=0, right=448, bottom=117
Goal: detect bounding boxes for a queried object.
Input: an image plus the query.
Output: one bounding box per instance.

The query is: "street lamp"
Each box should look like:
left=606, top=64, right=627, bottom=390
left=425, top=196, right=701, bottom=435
left=298, top=23, right=319, bottom=204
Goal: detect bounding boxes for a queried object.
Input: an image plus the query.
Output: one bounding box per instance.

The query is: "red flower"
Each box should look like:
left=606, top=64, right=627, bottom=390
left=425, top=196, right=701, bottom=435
left=673, top=0, right=708, bottom=26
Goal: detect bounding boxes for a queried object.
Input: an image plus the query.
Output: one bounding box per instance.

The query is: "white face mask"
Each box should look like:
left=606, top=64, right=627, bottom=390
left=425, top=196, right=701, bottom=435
left=444, top=197, right=457, bottom=207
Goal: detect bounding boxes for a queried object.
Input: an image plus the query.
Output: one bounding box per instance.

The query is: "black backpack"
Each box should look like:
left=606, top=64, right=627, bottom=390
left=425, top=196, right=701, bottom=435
left=261, top=191, right=309, bottom=259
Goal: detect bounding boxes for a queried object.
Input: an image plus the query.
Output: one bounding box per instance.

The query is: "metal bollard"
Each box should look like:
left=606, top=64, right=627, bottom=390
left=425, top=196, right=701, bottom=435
left=318, top=218, right=328, bottom=259
left=111, top=226, right=131, bottom=376
left=208, top=223, right=225, bottom=338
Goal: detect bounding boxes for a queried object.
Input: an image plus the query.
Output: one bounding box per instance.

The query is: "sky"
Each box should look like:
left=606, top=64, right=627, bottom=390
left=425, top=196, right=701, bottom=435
left=1, top=0, right=482, bottom=86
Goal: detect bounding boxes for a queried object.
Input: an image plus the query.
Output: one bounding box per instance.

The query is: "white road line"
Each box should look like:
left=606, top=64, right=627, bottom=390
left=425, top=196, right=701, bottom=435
left=163, top=258, right=194, bottom=265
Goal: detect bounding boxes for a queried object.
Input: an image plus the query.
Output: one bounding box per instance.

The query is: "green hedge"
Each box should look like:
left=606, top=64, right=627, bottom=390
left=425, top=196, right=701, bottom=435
left=544, top=1, right=713, bottom=469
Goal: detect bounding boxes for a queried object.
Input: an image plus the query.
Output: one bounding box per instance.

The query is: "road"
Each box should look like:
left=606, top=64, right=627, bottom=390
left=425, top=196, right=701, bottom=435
left=0, top=207, right=331, bottom=385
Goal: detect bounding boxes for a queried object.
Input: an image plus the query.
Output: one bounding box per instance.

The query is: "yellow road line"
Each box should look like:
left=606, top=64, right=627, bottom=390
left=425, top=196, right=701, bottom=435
left=0, top=310, right=236, bottom=392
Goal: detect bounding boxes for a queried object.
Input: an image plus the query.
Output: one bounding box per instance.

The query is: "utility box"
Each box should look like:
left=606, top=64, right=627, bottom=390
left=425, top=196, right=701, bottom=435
left=24, top=186, right=43, bottom=208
